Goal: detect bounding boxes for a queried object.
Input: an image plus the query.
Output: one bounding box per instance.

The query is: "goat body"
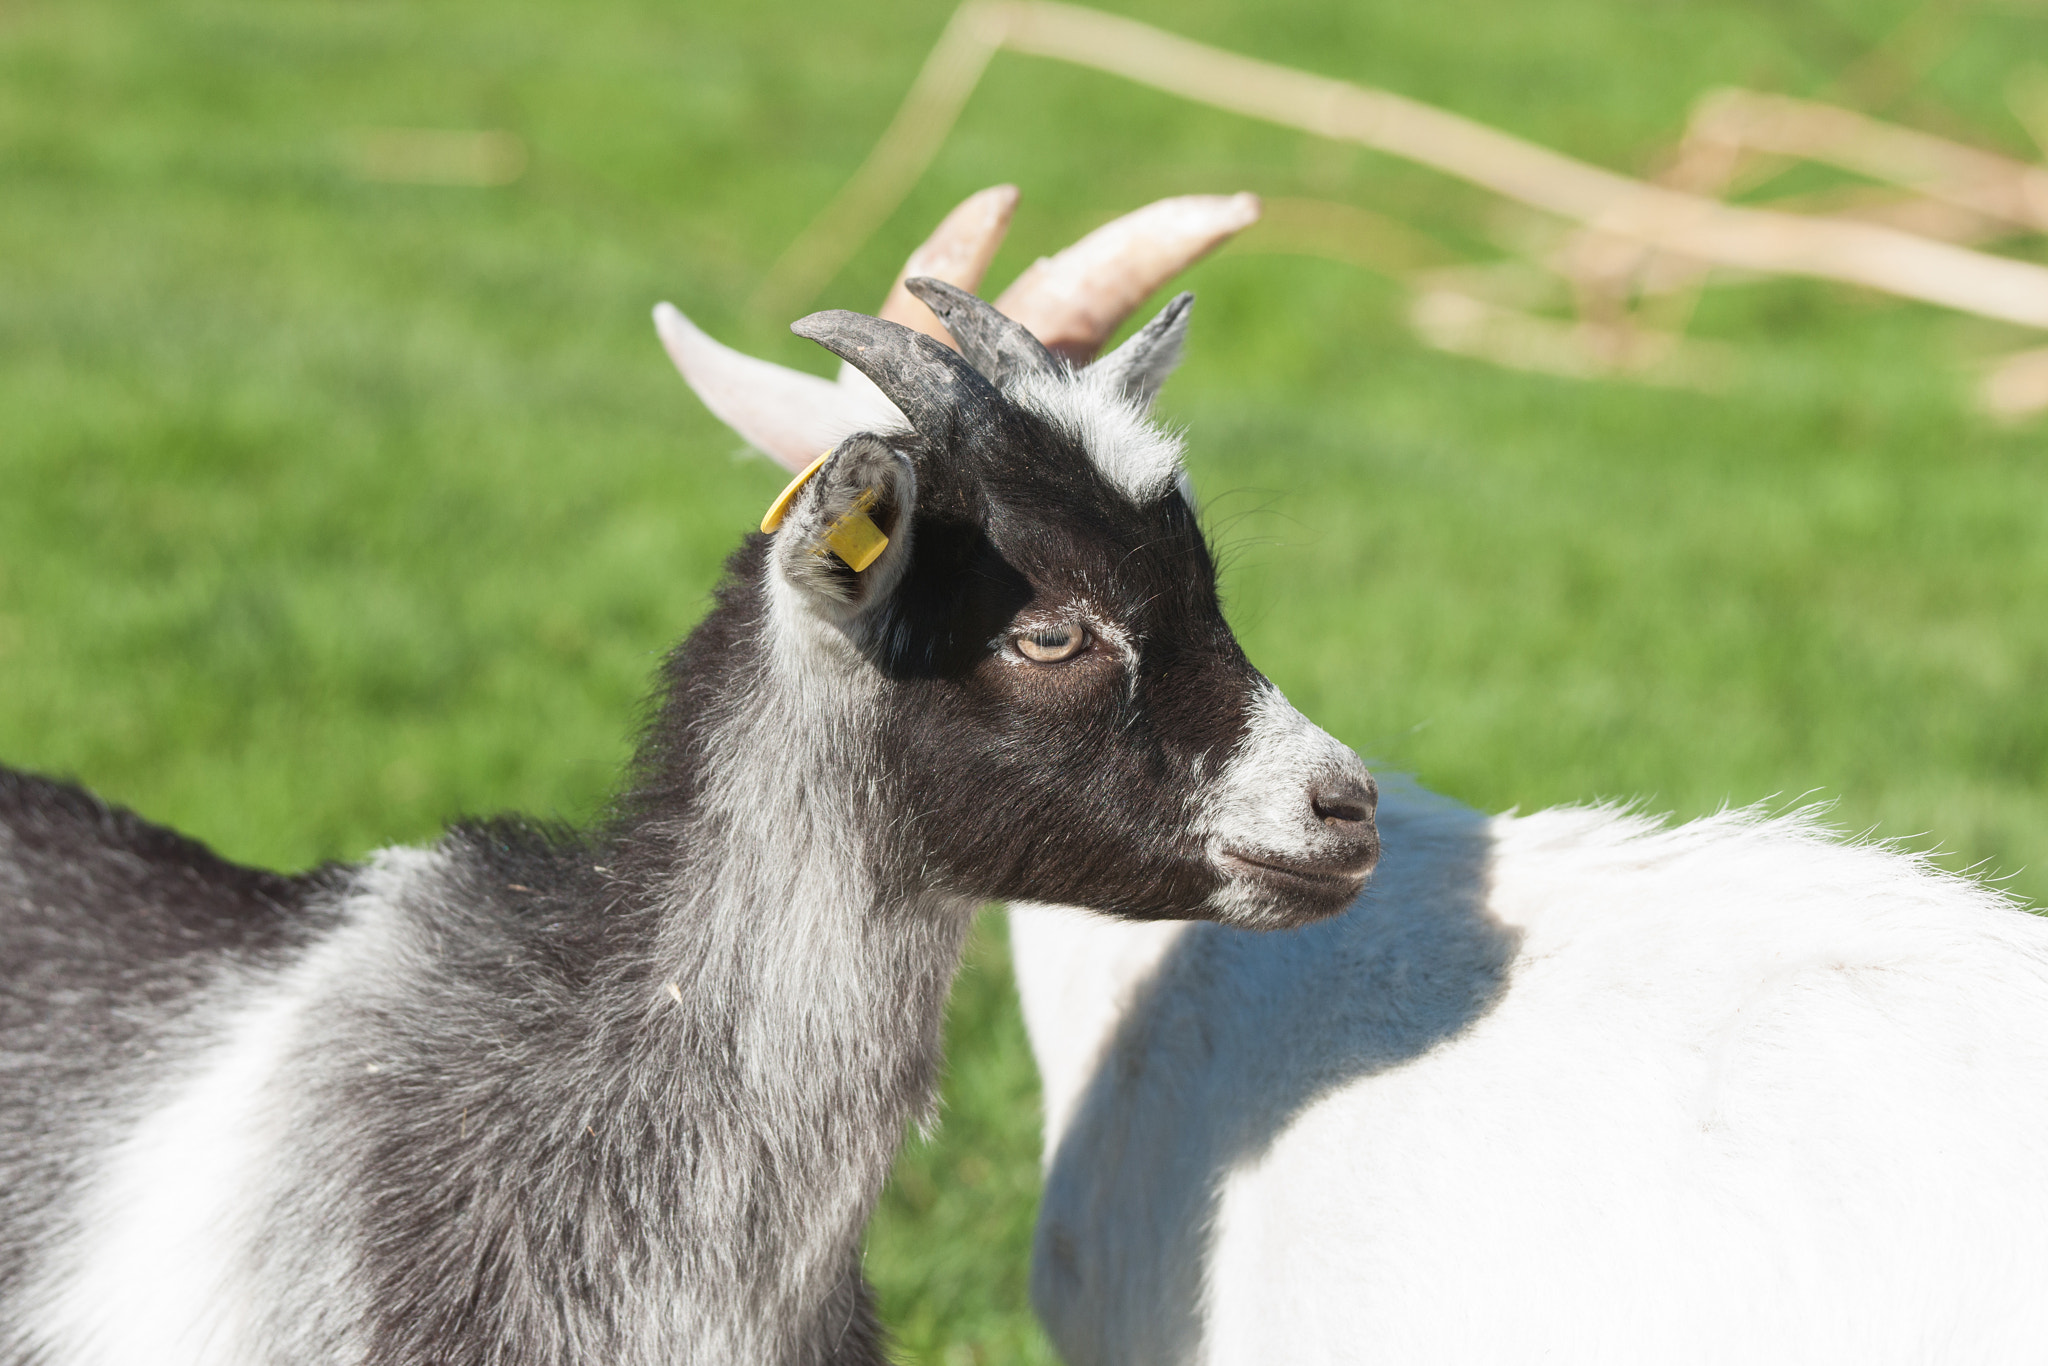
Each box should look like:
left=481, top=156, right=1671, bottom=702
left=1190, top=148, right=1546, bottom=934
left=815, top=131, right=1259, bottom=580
left=0, top=715, right=962, bottom=1364
left=1015, top=785, right=2048, bottom=1365
left=1, top=284, right=1381, bottom=1364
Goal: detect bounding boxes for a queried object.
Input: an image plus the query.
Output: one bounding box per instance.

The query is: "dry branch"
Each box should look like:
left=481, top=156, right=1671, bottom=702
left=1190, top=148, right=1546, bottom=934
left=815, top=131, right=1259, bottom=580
left=758, top=1, right=2048, bottom=335
left=753, top=3, right=1011, bottom=318
left=998, top=2, right=2048, bottom=329
left=1682, top=89, right=2048, bottom=234
left=1408, top=287, right=1731, bottom=390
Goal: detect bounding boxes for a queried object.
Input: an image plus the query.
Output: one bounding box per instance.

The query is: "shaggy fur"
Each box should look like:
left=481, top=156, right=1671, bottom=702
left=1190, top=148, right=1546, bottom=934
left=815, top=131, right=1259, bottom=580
left=0, top=296, right=1378, bottom=1365
left=1013, top=784, right=2048, bottom=1364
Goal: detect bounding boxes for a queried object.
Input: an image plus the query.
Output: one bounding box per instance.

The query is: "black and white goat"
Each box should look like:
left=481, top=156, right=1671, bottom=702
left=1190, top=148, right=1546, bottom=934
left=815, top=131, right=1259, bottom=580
left=673, top=189, right=2048, bottom=1365
left=0, top=281, right=1377, bottom=1363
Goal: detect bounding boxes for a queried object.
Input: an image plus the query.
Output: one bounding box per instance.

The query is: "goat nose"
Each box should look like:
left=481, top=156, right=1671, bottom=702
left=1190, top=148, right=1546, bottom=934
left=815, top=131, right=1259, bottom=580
left=1311, top=774, right=1377, bottom=838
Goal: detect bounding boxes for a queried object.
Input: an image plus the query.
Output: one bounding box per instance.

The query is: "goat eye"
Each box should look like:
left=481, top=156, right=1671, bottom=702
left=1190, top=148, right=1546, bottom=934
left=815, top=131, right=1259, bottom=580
left=1015, top=625, right=1088, bottom=663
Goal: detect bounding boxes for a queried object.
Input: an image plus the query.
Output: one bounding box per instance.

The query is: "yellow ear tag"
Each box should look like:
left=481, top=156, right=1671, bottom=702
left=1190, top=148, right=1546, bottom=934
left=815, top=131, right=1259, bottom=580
left=760, top=450, right=833, bottom=534
left=758, top=449, right=891, bottom=573
left=822, top=491, right=889, bottom=572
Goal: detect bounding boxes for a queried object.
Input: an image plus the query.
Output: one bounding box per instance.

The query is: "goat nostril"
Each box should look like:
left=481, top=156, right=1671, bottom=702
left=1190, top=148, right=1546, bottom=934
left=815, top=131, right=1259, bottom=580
left=1312, top=780, right=1375, bottom=832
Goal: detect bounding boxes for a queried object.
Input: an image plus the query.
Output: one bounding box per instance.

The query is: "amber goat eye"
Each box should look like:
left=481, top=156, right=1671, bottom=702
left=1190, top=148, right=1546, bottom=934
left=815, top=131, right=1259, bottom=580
left=1016, top=625, right=1088, bottom=663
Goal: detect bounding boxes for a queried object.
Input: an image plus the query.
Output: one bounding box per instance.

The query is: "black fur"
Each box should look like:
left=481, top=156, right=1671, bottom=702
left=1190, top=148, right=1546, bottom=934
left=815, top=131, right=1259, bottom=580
left=0, top=295, right=1366, bottom=1365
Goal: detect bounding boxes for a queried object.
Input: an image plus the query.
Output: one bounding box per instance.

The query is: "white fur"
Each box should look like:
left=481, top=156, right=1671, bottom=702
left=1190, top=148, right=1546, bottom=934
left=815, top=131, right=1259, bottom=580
left=1197, top=682, right=1370, bottom=926
left=1008, top=904, right=1189, bottom=1148
left=1015, top=784, right=2048, bottom=1365
left=21, top=849, right=437, bottom=1366
left=1009, top=371, right=1186, bottom=502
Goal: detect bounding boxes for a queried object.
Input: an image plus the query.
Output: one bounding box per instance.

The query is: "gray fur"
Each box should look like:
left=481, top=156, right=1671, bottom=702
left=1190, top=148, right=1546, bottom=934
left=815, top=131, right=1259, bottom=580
left=0, top=291, right=1376, bottom=1366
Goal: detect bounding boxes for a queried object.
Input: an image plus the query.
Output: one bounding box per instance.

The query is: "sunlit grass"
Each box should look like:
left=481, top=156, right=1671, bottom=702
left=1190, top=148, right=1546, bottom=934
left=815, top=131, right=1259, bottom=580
left=3, top=0, right=2045, bottom=1359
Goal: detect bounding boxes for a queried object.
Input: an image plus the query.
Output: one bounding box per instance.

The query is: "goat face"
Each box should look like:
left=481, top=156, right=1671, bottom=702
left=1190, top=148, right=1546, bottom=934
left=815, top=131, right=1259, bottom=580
left=762, top=284, right=1376, bottom=929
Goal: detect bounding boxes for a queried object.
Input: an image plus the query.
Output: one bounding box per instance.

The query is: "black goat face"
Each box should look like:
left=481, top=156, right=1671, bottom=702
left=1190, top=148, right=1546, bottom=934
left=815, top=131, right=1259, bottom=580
left=765, top=289, right=1377, bottom=929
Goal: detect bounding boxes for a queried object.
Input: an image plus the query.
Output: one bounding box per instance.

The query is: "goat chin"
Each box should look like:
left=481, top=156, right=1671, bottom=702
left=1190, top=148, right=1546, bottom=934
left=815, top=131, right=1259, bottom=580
left=1011, top=777, right=2048, bottom=1365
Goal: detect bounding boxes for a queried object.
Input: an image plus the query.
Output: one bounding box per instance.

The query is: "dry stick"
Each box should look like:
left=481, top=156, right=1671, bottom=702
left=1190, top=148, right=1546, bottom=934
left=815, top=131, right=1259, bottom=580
left=757, top=0, right=2048, bottom=332
left=751, top=3, right=1011, bottom=319
left=1685, top=88, right=2048, bottom=234
left=1551, top=89, right=2037, bottom=352
left=1405, top=287, right=1730, bottom=391
left=1550, top=82, right=2048, bottom=370
left=1246, top=197, right=1460, bottom=277
left=1234, top=200, right=1722, bottom=383
left=1000, top=1, right=2048, bottom=329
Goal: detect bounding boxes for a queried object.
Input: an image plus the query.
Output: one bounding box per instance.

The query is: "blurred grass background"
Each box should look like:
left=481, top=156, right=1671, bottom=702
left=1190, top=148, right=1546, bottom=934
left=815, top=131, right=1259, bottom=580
left=3, top=0, right=2047, bottom=1359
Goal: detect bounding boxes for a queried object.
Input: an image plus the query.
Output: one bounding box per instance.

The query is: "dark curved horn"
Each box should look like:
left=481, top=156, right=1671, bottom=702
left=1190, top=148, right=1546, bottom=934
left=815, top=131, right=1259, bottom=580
left=790, top=310, right=1009, bottom=443
left=902, top=277, right=1062, bottom=388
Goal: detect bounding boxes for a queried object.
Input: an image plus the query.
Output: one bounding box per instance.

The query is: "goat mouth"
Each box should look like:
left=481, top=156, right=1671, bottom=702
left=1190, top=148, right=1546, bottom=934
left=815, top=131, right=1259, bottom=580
left=1216, top=849, right=1376, bottom=892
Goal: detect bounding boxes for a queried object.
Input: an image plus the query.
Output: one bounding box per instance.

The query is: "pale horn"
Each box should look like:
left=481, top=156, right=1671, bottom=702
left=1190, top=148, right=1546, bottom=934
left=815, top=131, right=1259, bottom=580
left=995, top=191, right=1258, bottom=363
left=656, top=187, right=1260, bottom=472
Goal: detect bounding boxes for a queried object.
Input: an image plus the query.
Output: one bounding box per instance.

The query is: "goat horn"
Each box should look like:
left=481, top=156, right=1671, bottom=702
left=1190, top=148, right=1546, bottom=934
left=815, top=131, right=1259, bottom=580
left=903, top=277, right=1063, bottom=387
left=831, top=185, right=1021, bottom=445
left=653, top=302, right=903, bottom=468
left=657, top=190, right=1259, bottom=471
left=874, top=185, right=1019, bottom=345
left=994, top=193, right=1261, bottom=362
left=656, top=186, right=1017, bottom=473
left=791, top=310, right=1009, bottom=444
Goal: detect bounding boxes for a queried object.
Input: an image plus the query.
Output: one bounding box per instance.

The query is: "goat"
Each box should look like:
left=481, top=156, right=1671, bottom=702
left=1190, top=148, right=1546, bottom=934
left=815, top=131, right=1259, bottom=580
left=671, top=188, right=2048, bottom=1365
left=0, top=269, right=1379, bottom=1363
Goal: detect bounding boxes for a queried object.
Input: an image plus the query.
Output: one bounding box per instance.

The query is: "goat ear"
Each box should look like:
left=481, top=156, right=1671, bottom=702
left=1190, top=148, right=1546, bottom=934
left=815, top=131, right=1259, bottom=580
left=764, top=434, right=916, bottom=621
left=1086, top=293, right=1194, bottom=411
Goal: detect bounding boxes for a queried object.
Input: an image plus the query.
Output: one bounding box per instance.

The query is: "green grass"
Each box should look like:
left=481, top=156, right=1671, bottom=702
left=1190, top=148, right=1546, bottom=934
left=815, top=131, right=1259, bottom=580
left=4, top=0, right=2047, bottom=1359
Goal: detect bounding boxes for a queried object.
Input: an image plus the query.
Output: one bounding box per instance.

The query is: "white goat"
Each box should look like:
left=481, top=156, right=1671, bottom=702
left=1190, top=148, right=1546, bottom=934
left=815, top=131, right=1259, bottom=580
left=669, top=188, right=2048, bottom=1365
